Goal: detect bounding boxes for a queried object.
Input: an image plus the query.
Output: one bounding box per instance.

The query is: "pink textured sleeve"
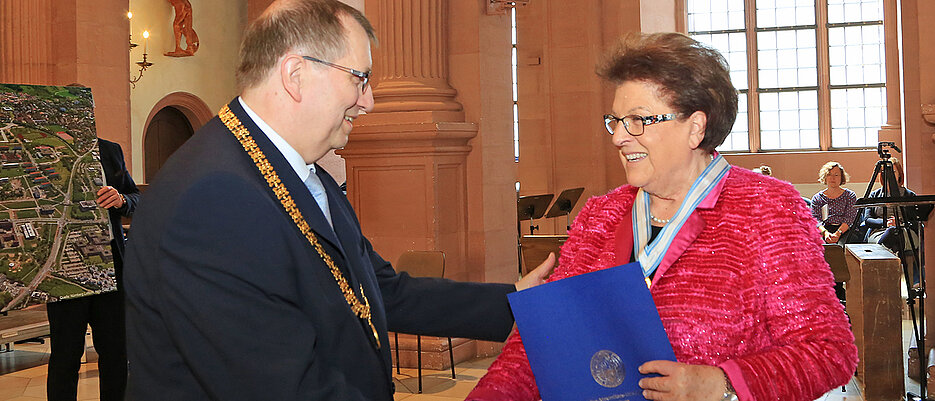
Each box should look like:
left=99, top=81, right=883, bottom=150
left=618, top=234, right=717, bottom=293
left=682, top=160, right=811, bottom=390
left=725, top=185, right=858, bottom=401
left=467, top=196, right=606, bottom=400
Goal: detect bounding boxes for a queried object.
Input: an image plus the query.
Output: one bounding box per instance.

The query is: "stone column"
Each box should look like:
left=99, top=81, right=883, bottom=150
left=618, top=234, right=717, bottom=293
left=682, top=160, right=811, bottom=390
left=339, top=0, right=497, bottom=367
left=368, top=0, right=462, bottom=114
left=877, top=0, right=902, bottom=145
left=0, top=0, right=54, bottom=84
left=899, top=0, right=935, bottom=364
left=342, top=0, right=475, bottom=277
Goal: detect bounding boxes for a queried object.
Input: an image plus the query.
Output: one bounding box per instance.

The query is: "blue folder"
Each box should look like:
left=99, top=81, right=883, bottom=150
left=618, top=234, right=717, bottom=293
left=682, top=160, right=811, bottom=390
left=507, top=262, right=676, bottom=401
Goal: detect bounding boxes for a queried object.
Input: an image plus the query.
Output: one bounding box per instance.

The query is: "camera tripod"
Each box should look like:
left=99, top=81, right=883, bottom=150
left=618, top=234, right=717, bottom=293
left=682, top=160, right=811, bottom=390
left=857, top=142, right=932, bottom=400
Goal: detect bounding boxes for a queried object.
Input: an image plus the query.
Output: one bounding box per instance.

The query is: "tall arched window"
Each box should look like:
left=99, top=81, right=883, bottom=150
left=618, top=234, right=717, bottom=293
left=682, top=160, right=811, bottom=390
left=687, top=0, right=885, bottom=152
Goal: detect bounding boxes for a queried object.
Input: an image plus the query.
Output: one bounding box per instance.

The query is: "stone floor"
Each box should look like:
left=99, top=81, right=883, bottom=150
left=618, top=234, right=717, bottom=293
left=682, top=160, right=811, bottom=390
left=0, top=323, right=919, bottom=400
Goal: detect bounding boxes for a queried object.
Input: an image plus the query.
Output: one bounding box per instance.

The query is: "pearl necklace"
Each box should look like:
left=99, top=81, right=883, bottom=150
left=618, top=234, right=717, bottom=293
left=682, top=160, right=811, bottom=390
left=647, top=154, right=712, bottom=226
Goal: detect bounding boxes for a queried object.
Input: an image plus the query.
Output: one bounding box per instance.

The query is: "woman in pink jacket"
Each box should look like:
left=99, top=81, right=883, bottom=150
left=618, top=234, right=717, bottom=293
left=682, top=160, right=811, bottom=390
left=468, top=32, right=857, bottom=401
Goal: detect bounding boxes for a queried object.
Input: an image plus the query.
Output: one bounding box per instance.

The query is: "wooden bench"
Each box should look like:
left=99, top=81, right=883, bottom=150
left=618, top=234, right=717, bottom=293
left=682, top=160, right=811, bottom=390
left=0, top=305, right=50, bottom=352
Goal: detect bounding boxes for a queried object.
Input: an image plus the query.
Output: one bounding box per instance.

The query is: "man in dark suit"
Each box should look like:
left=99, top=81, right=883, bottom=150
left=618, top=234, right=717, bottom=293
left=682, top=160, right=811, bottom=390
left=46, top=138, right=140, bottom=401
left=123, top=1, right=553, bottom=399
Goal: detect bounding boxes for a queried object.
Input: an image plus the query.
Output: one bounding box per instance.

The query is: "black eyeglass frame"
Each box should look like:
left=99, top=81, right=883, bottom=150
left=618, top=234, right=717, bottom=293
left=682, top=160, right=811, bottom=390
left=302, top=56, right=370, bottom=91
left=603, top=113, right=678, bottom=136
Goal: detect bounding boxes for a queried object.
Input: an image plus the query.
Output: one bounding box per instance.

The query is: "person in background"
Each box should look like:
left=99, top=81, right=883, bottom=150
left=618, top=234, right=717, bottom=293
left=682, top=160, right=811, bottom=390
left=751, top=164, right=771, bottom=176
left=468, top=32, right=856, bottom=401
left=811, top=161, right=858, bottom=244
left=860, top=159, right=933, bottom=284
left=46, top=138, right=140, bottom=401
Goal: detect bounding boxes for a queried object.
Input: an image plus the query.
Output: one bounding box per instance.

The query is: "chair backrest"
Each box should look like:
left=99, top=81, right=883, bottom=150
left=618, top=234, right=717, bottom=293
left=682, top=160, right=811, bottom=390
left=823, top=244, right=850, bottom=282
left=396, top=250, right=445, bottom=278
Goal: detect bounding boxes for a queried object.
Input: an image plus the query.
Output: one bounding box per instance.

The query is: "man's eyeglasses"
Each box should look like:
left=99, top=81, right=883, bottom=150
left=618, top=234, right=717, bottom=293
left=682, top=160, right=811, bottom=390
left=302, top=56, right=370, bottom=93
left=603, top=113, right=678, bottom=136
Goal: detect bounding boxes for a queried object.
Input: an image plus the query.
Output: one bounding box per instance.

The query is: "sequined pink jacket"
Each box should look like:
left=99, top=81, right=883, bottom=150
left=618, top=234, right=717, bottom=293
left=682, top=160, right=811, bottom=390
left=469, top=168, right=858, bottom=401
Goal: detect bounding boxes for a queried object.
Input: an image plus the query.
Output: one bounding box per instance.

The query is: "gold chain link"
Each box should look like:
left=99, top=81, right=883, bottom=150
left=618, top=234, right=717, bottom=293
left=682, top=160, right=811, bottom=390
left=218, top=105, right=380, bottom=349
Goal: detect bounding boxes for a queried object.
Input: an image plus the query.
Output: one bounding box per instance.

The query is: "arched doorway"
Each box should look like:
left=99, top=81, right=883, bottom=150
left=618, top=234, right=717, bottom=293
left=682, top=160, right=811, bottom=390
left=142, top=92, right=212, bottom=182
left=144, top=106, right=193, bottom=182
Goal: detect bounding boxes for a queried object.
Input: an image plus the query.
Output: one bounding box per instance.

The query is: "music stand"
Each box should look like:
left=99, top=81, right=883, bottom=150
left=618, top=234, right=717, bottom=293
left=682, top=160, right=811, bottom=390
left=855, top=194, right=935, bottom=401
left=517, top=194, right=554, bottom=235
left=545, top=187, right=585, bottom=231
left=517, top=194, right=554, bottom=276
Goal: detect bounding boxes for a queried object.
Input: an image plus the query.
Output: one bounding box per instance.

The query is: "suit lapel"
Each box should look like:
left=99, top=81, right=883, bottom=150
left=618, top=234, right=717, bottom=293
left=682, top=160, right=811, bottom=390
left=316, top=167, right=390, bottom=364
left=315, top=167, right=367, bottom=289
left=225, top=99, right=347, bottom=261
left=615, top=207, right=634, bottom=266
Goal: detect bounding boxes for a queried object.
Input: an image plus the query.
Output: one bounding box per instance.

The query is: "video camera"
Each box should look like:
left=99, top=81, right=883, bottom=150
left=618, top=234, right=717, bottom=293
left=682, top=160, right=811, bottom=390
left=877, top=141, right=901, bottom=160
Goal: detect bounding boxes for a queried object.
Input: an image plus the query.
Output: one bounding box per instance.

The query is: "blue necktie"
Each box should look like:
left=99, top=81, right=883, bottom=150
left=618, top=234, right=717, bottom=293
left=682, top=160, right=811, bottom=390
left=304, top=168, right=333, bottom=228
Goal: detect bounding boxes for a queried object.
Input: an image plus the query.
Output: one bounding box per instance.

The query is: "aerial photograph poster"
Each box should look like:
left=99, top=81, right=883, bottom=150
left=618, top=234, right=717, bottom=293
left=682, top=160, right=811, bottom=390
left=0, top=83, right=114, bottom=312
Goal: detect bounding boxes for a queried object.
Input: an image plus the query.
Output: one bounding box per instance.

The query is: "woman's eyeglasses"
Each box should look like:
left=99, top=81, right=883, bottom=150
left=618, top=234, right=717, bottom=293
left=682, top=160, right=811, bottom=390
left=602, top=113, right=677, bottom=136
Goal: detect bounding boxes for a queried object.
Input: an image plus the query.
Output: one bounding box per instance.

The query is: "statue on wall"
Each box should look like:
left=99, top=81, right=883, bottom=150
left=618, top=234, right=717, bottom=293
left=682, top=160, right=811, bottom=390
left=165, top=0, right=199, bottom=57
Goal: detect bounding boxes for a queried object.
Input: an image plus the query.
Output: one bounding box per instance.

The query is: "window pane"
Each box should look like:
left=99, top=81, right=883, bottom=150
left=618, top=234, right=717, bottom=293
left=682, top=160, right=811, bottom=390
left=711, top=0, right=728, bottom=12
left=688, top=0, right=707, bottom=14
left=829, top=25, right=884, bottom=85
left=776, top=6, right=795, bottom=26
left=862, top=2, right=883, bottom=21
left=757, top=0, right=814, bottom=28
left=729, top=10, right=745, bottom=28
left=688, top=0, right=745, bottom=31
left=759, top=90, right=819, bottom=150
left=692, top=32, right=748, bottom=91
left=796, top=5, right=815, bottom=25
left=757, top=29, right=816, bottom=88
left=830, top=87, right=885, bottom=148
left=718, top=93, right=749, bottom=152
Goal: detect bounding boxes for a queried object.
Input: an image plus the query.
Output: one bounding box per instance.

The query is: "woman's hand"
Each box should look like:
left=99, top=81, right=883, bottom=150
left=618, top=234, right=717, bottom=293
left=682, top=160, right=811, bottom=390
left=887, top=216, right=897, bottom=227
left=826, top=231, right=841, bottom=243
left=638, top=361, right=728, bottom=401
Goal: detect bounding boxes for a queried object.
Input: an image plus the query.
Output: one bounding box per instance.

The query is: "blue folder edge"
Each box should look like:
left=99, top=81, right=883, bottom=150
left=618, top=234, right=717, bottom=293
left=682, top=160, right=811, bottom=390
left=507, top=262, right=676, bottom=401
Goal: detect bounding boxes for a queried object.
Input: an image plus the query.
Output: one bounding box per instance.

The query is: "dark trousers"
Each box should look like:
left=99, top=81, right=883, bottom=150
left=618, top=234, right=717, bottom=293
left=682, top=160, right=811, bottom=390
left=46, top=291, right=127, bottom=401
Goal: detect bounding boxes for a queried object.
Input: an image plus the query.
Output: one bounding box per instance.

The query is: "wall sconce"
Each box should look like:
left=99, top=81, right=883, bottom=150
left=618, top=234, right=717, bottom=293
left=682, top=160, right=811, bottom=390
left=130, top=30, right=153, bottom=89
left=486, top=0, right=530, bottom=15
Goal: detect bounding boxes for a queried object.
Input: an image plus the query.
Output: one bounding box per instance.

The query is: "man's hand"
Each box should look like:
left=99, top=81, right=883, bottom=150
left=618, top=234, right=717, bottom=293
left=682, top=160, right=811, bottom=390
left=96, top=186, right=124, bottom=209
left=638, top=360, right=727, bottom=401
left=514, top=252, right=555, bottom=291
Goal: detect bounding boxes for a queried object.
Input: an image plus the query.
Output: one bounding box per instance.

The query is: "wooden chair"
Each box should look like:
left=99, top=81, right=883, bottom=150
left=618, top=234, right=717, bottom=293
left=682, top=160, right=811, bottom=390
left=393, top=250, right=454, bottom=393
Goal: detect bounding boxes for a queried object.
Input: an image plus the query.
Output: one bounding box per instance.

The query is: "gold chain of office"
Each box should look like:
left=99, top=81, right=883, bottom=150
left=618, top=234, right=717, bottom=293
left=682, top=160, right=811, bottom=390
left=218, top=104, right=381, bottom=350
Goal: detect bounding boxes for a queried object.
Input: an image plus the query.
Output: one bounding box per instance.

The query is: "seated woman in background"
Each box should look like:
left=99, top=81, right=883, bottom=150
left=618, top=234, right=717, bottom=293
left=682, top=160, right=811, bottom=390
left=811, top=162, right=858, bottom=244
left=467, top=32, right=856, bottom=401
left=751, top=164, right=771, bottom=176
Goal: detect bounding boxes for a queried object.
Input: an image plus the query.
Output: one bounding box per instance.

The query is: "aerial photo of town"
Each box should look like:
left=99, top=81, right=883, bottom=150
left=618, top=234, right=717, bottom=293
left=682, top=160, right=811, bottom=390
left=0, top=83, right=114, bottom=312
